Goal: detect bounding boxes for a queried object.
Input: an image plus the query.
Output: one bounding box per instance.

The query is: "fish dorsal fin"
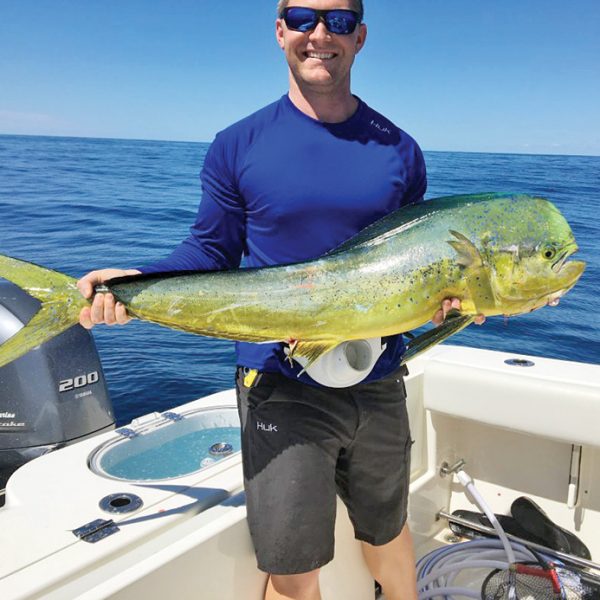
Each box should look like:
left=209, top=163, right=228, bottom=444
left=326, top=202, right=429, bottom=255
left=447, top=230, right=484, bottom=268
left=327, top=194, right=509, bottom=256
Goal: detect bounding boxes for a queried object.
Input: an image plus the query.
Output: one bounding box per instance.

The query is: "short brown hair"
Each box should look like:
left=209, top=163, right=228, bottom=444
left=277, top=1, right=364, bottom=21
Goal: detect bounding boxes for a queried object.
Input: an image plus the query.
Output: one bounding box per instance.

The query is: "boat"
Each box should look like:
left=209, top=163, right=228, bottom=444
left=1, top=337, right=598, bottom=599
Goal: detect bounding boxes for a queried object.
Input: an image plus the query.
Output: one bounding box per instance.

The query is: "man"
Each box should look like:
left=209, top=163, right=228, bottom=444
left=78, top=2, right=471, bottom=598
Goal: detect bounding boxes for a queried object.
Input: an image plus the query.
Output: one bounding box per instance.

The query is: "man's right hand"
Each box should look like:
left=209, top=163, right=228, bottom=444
left=77, top=269, right=141, bottom=329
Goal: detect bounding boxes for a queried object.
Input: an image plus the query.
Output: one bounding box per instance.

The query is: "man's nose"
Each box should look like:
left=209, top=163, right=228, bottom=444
left=308, top=20, right=331, bottom=41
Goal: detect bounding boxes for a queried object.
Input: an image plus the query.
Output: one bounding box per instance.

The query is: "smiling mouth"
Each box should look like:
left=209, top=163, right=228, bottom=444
left=304, top=51, right=336, bottom=60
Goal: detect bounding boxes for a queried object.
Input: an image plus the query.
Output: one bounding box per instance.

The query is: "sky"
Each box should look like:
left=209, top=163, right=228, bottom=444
left=1, top=0, right=599, bottom=155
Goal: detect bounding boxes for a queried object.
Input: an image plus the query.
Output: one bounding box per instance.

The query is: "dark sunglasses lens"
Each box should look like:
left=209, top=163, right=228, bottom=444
left=324, top=10, right=359, bottom=34
left=283, top=8, right=318, bottom=32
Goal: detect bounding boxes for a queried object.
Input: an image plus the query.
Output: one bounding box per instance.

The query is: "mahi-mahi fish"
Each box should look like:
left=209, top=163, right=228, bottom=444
left=0, top=193, right=586, bottom=370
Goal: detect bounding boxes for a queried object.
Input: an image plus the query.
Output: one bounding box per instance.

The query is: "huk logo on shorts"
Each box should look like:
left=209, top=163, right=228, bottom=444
left=256, top=421, right=278, bottom=433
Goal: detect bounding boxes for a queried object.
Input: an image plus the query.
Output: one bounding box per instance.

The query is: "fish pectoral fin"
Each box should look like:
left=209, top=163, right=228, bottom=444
left=447, top=230, right=484, bottom=268
left=288, top=340, right=339, bottom=369
left=401, top=312, right=475, bottom=364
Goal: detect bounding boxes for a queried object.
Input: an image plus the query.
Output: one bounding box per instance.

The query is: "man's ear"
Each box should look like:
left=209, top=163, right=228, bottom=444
left=355, top=23, right=367, bottom=53
left=276, top=18, right=286, bottom=50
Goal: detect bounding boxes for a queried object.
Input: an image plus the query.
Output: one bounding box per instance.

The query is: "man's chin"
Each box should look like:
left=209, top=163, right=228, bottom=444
left=298, top=69, right=337, bottom=87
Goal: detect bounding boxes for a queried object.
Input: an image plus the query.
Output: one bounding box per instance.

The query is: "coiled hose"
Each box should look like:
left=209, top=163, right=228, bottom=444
left=416, top=468, right=545, bottom=600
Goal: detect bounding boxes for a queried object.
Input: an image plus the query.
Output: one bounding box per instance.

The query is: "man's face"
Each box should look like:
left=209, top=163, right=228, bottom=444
left=276, top=0, right=367, bottom=94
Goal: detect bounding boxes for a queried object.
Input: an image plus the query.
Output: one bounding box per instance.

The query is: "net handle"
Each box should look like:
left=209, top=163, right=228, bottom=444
left=514, top=564, right=562, bottom=593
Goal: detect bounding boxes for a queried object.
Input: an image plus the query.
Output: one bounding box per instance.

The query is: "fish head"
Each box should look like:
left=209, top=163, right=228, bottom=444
left=486, top=198, right=585, bottom=314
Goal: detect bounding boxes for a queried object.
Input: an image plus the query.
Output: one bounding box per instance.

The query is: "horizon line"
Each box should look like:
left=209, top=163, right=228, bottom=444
left=0, top=132, right=598, bottom=160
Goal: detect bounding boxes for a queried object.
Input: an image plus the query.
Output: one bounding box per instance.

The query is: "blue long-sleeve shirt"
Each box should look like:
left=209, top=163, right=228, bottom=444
left=140, top=94, right=427, bottom=384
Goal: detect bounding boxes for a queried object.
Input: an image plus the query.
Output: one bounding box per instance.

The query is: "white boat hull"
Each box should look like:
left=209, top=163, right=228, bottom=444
left=1, top=345, right=599, bottom=599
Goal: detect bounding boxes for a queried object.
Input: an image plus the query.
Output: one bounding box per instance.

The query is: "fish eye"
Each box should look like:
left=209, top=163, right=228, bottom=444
left=541, top=245, right=557, bottom=260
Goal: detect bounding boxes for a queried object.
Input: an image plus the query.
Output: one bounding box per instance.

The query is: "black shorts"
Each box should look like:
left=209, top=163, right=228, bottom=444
left=236, top=365, right=412, bottom=575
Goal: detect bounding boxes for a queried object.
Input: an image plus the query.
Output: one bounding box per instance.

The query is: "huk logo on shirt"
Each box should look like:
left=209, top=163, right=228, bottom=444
left=256, top=421, right=278, bottom=433
left=370, top=119, right=391, bottom=135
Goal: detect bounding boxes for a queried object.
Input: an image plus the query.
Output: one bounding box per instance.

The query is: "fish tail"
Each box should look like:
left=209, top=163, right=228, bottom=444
left=0, top=254, right=87, bottom=368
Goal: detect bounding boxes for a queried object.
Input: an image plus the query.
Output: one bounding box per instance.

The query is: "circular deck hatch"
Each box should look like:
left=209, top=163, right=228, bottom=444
left=89, top=407, right=241, bottom=482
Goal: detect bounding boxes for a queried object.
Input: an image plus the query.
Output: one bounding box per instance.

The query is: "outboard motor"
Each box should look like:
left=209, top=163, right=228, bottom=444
left=0, top=280, right=115, bottom=503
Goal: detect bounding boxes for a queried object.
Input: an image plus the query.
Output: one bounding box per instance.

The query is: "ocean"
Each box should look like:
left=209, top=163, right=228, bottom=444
left=0, top=134, right=598, bottom=426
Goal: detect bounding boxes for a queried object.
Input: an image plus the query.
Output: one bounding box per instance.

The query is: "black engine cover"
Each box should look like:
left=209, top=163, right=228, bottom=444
left=0, top=280, right=115, bottom=492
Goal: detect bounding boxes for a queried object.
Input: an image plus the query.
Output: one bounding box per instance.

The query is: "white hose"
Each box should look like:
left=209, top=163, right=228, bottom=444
left=416, top=468, right=539, bottom=600
left=455, top=469, right=517, bottom=565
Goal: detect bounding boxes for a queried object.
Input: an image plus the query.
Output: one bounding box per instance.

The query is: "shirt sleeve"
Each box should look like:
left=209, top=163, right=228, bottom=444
left=403, top=142, right=427, bottom=206
left=138, top=134, right=246, bottom=274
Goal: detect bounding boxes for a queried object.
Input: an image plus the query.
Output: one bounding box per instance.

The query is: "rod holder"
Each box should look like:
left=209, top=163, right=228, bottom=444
left=440, top=458, right=466, bottom=478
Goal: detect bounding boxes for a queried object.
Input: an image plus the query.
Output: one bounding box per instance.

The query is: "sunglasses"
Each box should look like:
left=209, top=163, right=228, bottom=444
left=280, top=7, right=361, bottom=35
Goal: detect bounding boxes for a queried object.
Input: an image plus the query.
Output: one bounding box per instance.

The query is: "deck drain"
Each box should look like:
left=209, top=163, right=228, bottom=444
left=99, top=493, right=143, bottom=514
left=504, top=358, right=535, bottom=367
left=208, top=442, right=234, bottom=457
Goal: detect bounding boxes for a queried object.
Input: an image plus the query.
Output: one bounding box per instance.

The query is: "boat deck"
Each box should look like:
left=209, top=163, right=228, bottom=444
left=1, top=346, right=599, bottom=599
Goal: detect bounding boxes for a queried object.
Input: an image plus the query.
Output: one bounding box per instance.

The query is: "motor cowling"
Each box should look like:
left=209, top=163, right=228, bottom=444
left=0, top=280, right=115, bottom=497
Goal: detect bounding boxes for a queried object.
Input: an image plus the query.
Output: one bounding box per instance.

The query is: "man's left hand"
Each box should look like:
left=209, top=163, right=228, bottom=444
left=432, top=297, right=486, bottom=326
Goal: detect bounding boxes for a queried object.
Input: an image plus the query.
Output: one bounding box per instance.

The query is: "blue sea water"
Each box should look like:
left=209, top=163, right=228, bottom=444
left=0, top=134, right=598, bottom=426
